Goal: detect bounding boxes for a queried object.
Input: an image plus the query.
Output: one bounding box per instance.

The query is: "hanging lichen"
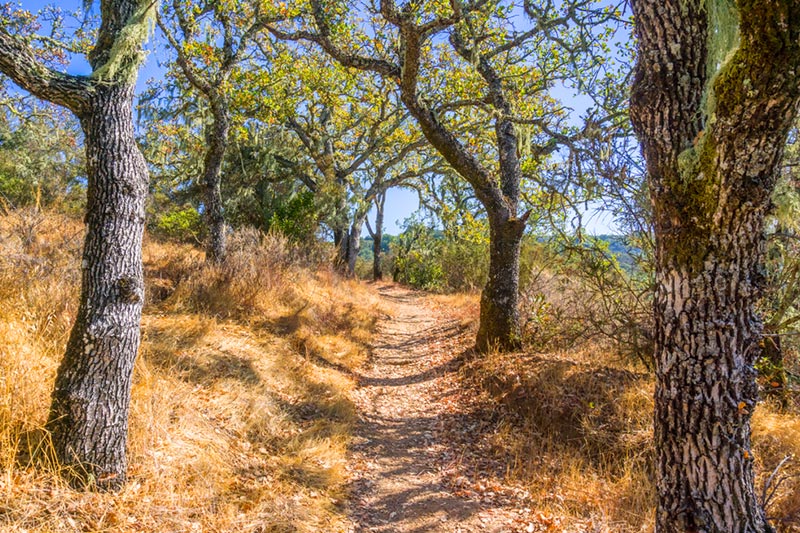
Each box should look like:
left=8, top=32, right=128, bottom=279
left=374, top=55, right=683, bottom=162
left=676, top=0, right=739, bottom=187
left=91, top=0, right=158, bottom=84
left=513, top=122, right=533, bottom=159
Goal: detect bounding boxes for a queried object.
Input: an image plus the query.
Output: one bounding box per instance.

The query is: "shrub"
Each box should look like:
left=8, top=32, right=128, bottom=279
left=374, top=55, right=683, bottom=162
left=151, top=206, right=203, bottom=242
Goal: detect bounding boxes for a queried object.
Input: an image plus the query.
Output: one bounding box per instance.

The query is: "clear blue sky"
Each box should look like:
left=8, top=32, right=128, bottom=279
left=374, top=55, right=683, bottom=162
left=20, top=0, right=618, bottom=236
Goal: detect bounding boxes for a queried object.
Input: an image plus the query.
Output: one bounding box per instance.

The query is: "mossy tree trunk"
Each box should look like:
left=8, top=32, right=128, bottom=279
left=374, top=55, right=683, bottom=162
left=203, top=97, right=230, bottom=263
left=0, top=0, right=153, bottom=490
left=630, top=0, right=800, bottom=530
left=477, top=212, right=524, bottom=351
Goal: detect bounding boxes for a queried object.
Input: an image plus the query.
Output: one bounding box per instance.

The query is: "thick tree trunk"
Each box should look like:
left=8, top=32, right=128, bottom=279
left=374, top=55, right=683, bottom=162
left=330, top=183, right=350, bottom=271
left=47, top=82, right=148, bottom=490
left=372, top=191, right=385, bottom=281
left=203, top=100, right=229, bottom=263
left=630, top=0, right=800, bottom=529
left=333, top=223, right=349, bottom=271
left=653, top=230, right=771, bottom=532
left=476, top=213, right=524, bottom=352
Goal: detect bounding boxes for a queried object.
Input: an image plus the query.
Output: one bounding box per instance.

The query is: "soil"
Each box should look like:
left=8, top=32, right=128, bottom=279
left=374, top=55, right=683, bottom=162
left=345, top=284, right=533, bottom=533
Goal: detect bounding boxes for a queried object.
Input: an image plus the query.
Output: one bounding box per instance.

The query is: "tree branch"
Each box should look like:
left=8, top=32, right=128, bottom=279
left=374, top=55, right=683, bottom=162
left=0, top=29, right=92, bottom=115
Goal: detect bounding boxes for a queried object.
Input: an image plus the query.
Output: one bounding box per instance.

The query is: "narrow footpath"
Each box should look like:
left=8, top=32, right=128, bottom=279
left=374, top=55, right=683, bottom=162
left=345, top=284, right=525, bottom=533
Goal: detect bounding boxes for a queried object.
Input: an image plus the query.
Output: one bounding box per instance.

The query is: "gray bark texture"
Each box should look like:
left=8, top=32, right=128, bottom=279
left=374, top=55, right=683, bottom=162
left=346, top=215, right=365, bottom=278
left=0, top=0, right=151, bottom=490
left=49, top=82, right=148, bottom=490
left=203, top=98, right=230, bottom=263
left=630, top=0, right=800, bottom=530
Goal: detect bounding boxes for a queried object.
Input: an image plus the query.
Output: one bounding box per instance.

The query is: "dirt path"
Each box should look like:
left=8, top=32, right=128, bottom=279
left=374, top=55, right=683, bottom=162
left=345, top=284, right=520, bottom=532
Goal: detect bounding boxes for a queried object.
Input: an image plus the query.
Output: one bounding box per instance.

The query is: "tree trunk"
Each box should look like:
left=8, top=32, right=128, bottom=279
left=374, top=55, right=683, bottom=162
left=630, top=0, right=800, bottom=529
left=653, top=231, right=771, bottom=532
left=372, top=191, right=385, bottom=281
left=346, top=215, right=365, bottom=277
left=203, top=100, right=229, bottom=263
left=47, top=82, right=148, bottom=490
left=476, top=213, right=524, bottom=352
left=333, top=223, right=349, bottom=270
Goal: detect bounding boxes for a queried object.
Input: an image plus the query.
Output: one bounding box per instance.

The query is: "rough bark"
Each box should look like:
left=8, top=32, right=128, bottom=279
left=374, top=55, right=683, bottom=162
left=332, top=187, right=350, bottom=271
left=476, top=213, right=524, bottom=351
left=333, top=232, right=349, bottom=272
left=346, top=215, right=366, bottom=277
left=48, top=82, right=147, bottom=490
left=630, top=0, right=800, bottom=530
left=0, top=0, right=152, bottom=490
left=203, top=98, right=230, bottom=263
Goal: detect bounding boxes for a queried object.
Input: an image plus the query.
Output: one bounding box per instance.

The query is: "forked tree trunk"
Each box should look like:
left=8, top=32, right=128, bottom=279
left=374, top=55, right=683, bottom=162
left=630, top=0, right=800, bottom=529
left=476, top=213, right=524, bottom=352
left=203, top=100, right=229, bottom=263
left=47, top=82, right=148, bottom=490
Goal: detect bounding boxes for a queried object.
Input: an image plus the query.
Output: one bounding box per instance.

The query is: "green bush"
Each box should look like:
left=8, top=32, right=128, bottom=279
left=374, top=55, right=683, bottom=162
left=153, top=206, right=203, bottom=242
left=391, top=222, right=487, bottom=292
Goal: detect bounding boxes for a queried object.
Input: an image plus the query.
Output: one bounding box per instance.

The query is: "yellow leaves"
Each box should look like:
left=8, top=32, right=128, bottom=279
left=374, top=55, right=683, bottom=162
left=182, top=40, right=219, bottom=68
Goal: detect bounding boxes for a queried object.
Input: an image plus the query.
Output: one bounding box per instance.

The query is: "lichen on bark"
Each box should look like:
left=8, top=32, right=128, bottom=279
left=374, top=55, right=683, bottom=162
left=91, top=0, right=157, bottom=84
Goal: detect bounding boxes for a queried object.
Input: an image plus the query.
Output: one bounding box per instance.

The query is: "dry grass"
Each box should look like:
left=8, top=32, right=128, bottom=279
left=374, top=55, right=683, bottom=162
left=448, top=290, right=800, bottom=532
left=0, top=211, right=382, bottom=532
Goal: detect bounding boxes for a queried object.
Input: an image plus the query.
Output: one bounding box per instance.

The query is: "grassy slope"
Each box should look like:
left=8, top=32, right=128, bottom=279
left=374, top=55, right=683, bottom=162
left=2, top=211, right=799, bottom=532
left=432, top=293, right=800, bottom=532
left=0, top=211, right=382, bottom=533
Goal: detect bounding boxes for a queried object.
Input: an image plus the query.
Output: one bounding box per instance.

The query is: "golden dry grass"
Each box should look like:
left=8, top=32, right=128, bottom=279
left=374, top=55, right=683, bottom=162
left=450, top=290, right=800, bottom=533
left=0, top=211, right=383, bottom=532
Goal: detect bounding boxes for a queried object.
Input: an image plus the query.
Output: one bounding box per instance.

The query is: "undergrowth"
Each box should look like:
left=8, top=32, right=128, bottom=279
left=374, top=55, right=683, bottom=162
left=436, top=292, right=800, bottom=533
left=0, top=210, right=381, bottom=532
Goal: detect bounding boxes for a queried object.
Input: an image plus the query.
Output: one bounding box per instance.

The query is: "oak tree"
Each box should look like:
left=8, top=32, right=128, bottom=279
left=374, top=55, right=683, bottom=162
left=630, top=0, right=800, bottom=529
left=272, top=0, right=619, bottom=350
left=0, top=0, right=155, bottom=489
left=157, top=0, right=281, bottom=262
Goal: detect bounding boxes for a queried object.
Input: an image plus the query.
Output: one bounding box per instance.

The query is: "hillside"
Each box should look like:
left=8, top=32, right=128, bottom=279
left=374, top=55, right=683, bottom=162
left=1, top=212, right=799, bottom=532
left=0, top=212, right=380, bottom=532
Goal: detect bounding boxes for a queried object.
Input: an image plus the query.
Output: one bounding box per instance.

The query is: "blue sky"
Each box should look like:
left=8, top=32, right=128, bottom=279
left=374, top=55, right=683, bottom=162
left=19, top=0, right=619, bottom=235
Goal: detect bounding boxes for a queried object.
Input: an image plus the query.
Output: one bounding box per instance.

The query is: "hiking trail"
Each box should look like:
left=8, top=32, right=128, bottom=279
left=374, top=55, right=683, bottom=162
left=345, top=284, right=528, bottom=533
